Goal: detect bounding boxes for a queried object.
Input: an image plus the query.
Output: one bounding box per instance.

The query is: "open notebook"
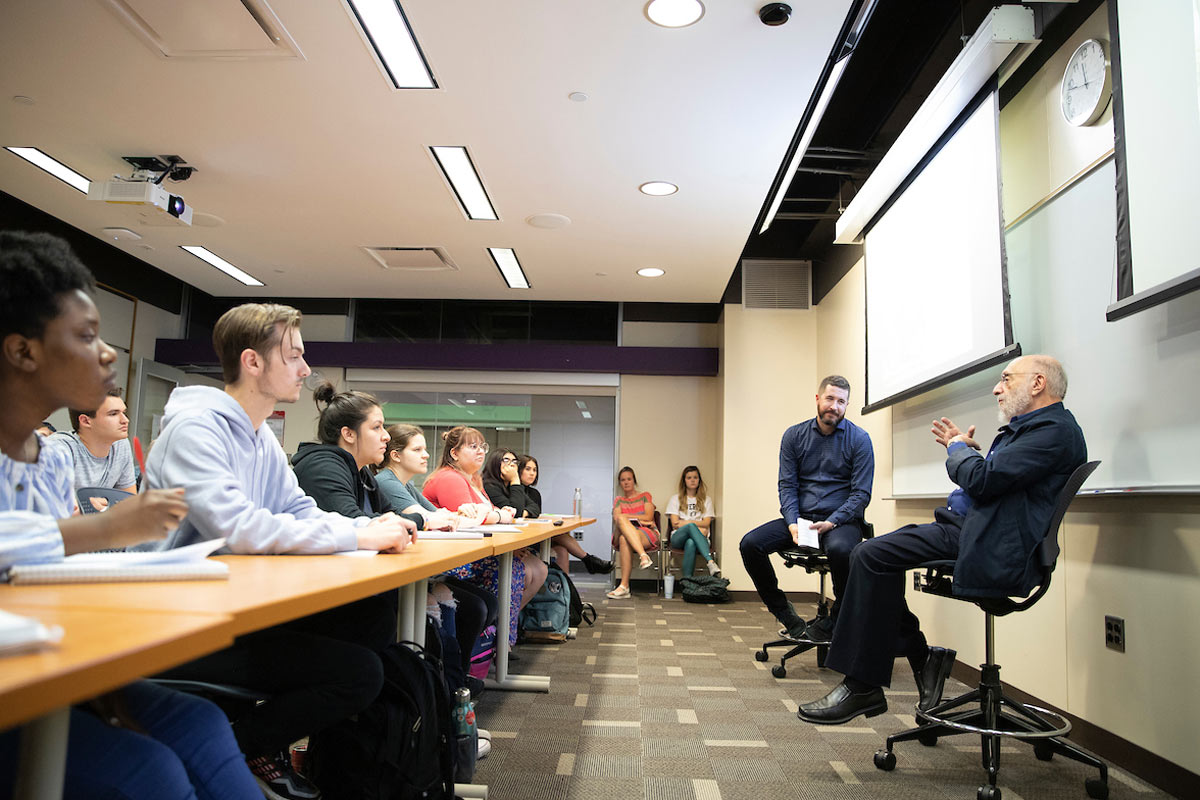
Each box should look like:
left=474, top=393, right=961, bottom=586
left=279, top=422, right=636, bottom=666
left=7, top=538, right=230, bottom=585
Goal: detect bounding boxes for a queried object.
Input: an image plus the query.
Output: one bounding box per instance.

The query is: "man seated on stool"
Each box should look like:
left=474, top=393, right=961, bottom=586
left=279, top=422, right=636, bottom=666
left=797, top=355, right=1086, bottom=725
left=44, top=387, right=136, bottom=508
left=739, top=375, right=874, bottom=642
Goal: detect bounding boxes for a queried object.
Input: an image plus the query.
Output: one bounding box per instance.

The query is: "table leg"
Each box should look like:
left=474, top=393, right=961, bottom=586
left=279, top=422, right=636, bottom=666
left=397, top=583, right=416, bottom=642
left=487, top=550, right=549, bottom=692
left=411, top=578, right=428, bottom=648
left=13, top=707, right=69, bottom=800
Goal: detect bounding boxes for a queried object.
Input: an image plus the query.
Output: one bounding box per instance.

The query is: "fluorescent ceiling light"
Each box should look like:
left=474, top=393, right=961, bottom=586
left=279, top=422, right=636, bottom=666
left=346, top=0, right=436, bottom=89
left=5, top=147, right=90, bottom=193
left=575, top=400, right=588, bottom=410
left=639, top=181, right=678, bottom=196
left=431, top=146, right=498, bottom=220
left=465, top=398, right=477, bottom=404
left=488, top=247, right=530, bottom=289
left=180, top=245, right=265, bottom=287
left=645, top=0, right=704, bottom=28
left=581, top=410, right=593, bottom=419
left=835, top=6, right=1036, bottom=244
left=759, top=55, right=851, bottom=234
left=637, top=267, right=665, bottom=278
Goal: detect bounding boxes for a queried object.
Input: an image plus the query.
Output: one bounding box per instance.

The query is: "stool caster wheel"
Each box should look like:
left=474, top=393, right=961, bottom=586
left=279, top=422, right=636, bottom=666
left=1085, top=778, right=1109, bottom=799
left=754, top=650, right=768, bottom=662
left=1033, top=742, right=1054, bottom=761
left=918, top=731, right=939, bottom=747
left=771, top=665, right=786, bottom=679
left=977, top=785, right=1000, bottom=800
left=873, top=750, right=896, bottom=771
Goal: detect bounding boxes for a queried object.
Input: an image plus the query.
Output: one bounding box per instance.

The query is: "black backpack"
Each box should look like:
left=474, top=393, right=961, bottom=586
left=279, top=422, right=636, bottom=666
left=563, top=567, right=597, bottom=627
left=679, top=575, right=731, bottom=604
left=306, top=640, right=457, bottom=800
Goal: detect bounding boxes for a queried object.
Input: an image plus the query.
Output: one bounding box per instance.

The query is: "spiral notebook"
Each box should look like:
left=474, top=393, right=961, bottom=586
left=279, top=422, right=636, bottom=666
left=7, top=538, right=230, bottom=585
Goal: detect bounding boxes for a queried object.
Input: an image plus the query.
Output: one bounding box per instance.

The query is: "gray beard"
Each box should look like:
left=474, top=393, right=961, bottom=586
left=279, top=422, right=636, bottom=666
left=997, top=384, right=1033, bottom=423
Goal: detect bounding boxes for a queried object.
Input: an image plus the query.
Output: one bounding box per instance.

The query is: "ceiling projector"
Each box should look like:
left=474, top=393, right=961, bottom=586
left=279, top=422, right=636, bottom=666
left=88, top=179, right=192, bottom=226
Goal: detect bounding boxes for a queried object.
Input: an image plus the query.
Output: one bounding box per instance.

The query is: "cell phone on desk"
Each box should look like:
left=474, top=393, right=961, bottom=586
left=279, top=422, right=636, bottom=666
left=552, top=519, right=564, bottom=526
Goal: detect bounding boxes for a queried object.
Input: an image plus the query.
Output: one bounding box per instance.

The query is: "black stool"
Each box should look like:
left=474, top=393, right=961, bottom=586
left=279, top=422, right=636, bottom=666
left=754, top=522, right=873, bottom=678
left=873, top=461, right=1108, bottom=800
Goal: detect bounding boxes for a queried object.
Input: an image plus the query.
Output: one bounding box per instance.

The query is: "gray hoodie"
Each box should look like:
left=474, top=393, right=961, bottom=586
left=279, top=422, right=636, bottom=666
left=145, top=385, right=364, bottom=554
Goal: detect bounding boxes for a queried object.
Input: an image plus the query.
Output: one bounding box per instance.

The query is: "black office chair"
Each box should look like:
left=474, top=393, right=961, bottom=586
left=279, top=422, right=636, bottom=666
left=873, top=461, right=1107, bottom=800
left=754, top=521, right=874, bottom=677
left=77, top=486, right=133, bottom=514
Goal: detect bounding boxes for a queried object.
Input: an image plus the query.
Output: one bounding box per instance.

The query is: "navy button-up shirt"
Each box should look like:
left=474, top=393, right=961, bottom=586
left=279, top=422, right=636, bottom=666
left=777, top=417, right=874, bottom=527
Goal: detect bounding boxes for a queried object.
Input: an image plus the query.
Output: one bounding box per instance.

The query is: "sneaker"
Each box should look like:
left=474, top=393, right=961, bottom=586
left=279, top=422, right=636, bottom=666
left=606, top=585, right=631, bottom=599
left=805, top=616, right=834, bottom=644
left=706, top=559, right=721, bottom=577
left=477, top=737, right=492, bottom=759
left=777, top=619, right=809, bottom=642
left=638, top=553, right=653, bottom=569
left=247, top=752, right=321, bottom=800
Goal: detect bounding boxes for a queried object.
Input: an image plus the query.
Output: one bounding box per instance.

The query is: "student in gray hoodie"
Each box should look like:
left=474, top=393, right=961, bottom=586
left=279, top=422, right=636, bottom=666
left=147, top=303, right=416, bottom=800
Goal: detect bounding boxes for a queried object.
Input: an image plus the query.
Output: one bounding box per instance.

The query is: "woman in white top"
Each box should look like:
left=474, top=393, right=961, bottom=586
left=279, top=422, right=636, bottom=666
left=665, top=465, right=719, bottom=577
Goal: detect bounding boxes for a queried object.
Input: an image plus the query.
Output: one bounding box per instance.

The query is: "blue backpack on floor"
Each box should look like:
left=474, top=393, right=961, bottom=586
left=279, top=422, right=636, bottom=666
left=519, top=564, right=570, bottom=641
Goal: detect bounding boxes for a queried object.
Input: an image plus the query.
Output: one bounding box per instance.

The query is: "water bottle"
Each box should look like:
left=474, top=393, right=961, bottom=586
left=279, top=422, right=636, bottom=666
left=572, top=487, right=582, bottom=517
left=453, top=687, right=476, bottom=737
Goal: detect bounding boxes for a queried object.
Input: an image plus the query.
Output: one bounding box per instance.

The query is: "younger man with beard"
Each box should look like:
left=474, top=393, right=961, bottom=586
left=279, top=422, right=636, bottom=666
left=797, top=355, right=1085, bottom=725
left=739, top=375, right=875, bottom=641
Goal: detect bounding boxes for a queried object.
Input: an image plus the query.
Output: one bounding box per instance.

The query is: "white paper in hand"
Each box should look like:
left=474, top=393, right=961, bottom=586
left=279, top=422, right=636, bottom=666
left=794, top=518, right=820, bottom=549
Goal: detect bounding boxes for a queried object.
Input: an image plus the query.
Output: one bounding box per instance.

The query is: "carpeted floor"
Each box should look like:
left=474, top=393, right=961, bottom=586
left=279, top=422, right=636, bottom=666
left=471, top=575, right=1170, bottom=800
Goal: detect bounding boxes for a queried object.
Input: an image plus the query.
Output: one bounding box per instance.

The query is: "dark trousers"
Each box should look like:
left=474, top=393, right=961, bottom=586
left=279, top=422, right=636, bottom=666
left=825, top=514, right=962, bottom=688
left=739, top=517, right=863, bottom=620
left=157, top=594, right=394, bottom=759
left=441, top=575, right=498, bottom=673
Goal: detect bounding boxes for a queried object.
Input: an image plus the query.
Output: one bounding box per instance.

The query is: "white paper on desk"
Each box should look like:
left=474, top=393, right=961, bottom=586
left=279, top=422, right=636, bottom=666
left=332, top=549, right=381, bottom=557
left=416, top=530, right=485, bottom=539
left=457, top=524, right=521, bottom=533
left=0, top=608, right=64, bottom=656
left=62, top=537, right=227, bottom=564
left=794, top=518, right=820, bottom=549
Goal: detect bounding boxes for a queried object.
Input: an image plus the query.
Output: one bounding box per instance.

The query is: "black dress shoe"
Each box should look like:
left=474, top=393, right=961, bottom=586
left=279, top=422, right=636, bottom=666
left=582, top=554, right=614, bottom=574
left=798, top=682, right=887, bottom=725
left=914, top=646, right=956, bottom=712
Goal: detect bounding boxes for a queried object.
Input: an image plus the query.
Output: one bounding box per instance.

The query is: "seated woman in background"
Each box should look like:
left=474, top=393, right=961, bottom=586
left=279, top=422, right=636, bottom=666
left=666, top=465, right=720, bottom=577
left=483, top=451, right=611, bottom=575
left=423, top=426, right=547, bottom=646
left=607, top=465, right=659, bottom=599
left=376, top=423, right=498, bottom=680
left=0, top=229, right=261, bottom=800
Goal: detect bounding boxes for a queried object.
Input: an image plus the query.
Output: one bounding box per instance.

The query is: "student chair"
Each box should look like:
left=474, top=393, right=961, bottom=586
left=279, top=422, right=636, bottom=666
left=610, top=511, right=663, bottom=593
left=660, top=518, right=717, bottom=582
left=754, top=521, right=874, bottom=677
left=873, top=461, right=1107, bottom=800
left=76, top=486, right=133, bottom=514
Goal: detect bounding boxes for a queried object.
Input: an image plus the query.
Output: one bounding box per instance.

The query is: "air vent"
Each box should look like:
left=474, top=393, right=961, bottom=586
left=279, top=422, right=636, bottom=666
left=741, top=259, right=812, bottom=309
left=99, top=0, right=303, bottom=60
left=362, top=247, right=459, bottom=273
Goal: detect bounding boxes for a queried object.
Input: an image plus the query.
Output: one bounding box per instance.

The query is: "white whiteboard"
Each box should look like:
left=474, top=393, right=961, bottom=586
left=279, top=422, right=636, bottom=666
left=892, top=159, right=1200, bottom=494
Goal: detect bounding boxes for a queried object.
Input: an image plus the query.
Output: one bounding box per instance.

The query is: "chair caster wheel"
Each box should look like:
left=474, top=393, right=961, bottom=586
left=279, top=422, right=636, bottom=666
left=754, top=650, right=768, bottom=662
left=918, top=731, right=939, bottom=747
left=1085, top=778, right=1109, bottom=799
left=771, top=665, right=786, bottom=679
left=1033, top=742, right=1054, bottom=761
left=873, top=750, right=896, bottom=771
left=977, top=785, right=1000, bottom=800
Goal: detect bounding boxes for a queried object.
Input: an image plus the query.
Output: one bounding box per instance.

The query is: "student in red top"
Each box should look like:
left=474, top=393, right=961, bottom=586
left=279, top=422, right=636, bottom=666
left=422, top=425, right=547, bottom=645
left=607, top=465, right=660, bottom=599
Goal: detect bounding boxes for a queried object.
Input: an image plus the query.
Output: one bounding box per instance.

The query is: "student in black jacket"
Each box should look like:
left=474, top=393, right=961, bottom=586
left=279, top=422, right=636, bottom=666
left=291, top=382, right=423, bottom=530
left=482, top=450, right=612, bottom=575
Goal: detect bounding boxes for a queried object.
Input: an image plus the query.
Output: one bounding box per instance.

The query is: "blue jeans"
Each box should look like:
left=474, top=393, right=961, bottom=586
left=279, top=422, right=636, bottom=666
left=669, top=523, right=712, bottom=576
left=0, top=681, right=260, bottom=800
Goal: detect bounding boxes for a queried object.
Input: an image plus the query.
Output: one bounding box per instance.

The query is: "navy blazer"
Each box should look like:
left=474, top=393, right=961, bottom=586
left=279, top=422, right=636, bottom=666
left=945, top=402, right=1086, bottom=598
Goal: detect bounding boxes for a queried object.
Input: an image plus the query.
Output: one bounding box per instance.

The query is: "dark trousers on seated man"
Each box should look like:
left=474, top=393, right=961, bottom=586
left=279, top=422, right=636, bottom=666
left=740, top=516, right=863, bottom=638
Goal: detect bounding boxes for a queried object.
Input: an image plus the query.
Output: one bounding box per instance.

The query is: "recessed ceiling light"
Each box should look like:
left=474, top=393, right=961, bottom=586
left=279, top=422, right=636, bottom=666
left=431, top=146, right=498, bottom=220
left=639, top=181, right=678, bottom=196
left=568, top=91, right=589, bottom=102
left=345, top=0, right=437, bottom=88
left=645, top=0, right=705, bottom=28
left=488, top=247, right=531, bottom=289
left=637, top=267, right=666, bottom=278
left=575, top=400, right=588, bottom=410
left=526, top=213, right=571, bottom=229
left=180, top=245, right=265, bottom=287
left=5, top=147, right=89, bottom=193
left=581, top=410, right=593, bottom=419
left=465, top=398, right=477, bottom=404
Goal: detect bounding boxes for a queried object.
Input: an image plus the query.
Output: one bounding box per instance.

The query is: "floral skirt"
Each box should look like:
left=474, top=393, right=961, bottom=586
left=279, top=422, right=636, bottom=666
left=445, top=555, right=526, bottom=646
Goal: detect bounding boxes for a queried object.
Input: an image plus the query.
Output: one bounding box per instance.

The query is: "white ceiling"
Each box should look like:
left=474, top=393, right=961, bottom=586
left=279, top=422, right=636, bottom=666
left=0, top=0, right=851, bottom=302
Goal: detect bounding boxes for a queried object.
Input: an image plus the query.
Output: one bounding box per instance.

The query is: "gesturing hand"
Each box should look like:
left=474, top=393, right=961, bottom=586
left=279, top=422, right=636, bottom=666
left=931, top=417, right=980, bottom=450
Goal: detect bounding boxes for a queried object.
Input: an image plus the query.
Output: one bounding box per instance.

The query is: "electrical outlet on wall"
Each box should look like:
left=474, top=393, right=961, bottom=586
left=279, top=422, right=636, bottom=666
left=1105, top=615, right=1125, bottom=652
